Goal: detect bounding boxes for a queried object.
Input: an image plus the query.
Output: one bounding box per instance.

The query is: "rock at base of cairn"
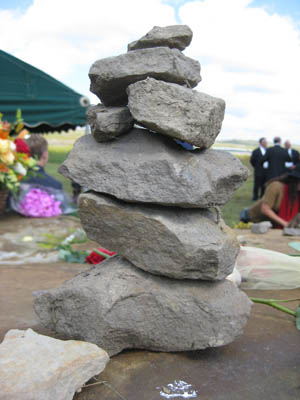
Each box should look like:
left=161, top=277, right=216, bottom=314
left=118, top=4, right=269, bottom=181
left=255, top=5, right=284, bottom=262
left=58, top=128, right=249, bottom=208
left=34, top=256, right=252, bottom=357
left=0, top=328, right=109, bottom=400
left=89, top=47, right=201, bottom=106
left=79, top=192, right=240, bottom=280
left=127, top=25, right=193, bottom=51
left=87, top=104, right=134, bottom=142
left=128, top=77, right=225, bottom=149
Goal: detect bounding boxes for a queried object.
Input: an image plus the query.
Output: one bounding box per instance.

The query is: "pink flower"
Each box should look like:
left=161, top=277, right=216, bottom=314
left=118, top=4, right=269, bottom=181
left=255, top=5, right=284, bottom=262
left=19, top=188, right=62, bottom=217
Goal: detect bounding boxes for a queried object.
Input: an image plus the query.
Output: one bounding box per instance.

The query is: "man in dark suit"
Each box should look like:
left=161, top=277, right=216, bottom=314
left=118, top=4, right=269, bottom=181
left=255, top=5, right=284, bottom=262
left=284, top=140, right=300, bottom=171
left=262, top=136, right=291, bottom=181
left=250, top=137, right=268, bottom=200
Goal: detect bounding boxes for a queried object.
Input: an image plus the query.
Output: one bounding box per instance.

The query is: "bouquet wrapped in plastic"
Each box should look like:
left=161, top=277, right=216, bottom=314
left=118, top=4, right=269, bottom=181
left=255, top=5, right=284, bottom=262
left=10, top=183, right=77, bottom=218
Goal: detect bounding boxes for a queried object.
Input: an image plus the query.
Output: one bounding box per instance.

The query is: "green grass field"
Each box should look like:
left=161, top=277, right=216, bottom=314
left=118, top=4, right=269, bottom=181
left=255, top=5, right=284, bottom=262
left=46, top=131, right=255, bottom=226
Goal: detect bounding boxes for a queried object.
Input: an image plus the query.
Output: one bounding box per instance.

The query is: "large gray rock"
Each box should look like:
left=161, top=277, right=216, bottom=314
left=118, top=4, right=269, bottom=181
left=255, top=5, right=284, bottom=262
left=79, top=192, right=239, bottom=280
left=86, top=104, right=134, bottom=142
left=128, top=25, right=193, bottom=51
left=0, top=328, right=109, bottom=400
left=34, top=256, right=252, bottom=356
left=128, top=78, right=225, bottom=149
left=59, top=128, right=249, bottom=208
left=89, top=47, right=201, bottom=106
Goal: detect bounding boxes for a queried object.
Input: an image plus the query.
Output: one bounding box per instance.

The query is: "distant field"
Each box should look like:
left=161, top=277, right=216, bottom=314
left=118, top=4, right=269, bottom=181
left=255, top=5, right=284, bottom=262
left=46, top=131, right=255, bottom=225
left=46, top=129, right=85, bottom=195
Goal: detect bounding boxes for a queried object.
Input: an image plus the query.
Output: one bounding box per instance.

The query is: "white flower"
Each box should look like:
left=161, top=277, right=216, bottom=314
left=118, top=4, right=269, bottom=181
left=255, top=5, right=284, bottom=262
left=9, top=141, right=16, bottom=151
left=13, top=162, right=27, bottom=176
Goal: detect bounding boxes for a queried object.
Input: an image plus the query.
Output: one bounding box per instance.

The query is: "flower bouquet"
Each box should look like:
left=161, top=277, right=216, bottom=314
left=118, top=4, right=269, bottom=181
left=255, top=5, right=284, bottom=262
left=0, top=111, right=37, bottom=197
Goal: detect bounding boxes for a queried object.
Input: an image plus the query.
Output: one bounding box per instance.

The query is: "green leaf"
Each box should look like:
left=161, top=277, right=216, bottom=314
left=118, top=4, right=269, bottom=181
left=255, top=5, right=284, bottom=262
left=296, top=305, right=300, bottom=331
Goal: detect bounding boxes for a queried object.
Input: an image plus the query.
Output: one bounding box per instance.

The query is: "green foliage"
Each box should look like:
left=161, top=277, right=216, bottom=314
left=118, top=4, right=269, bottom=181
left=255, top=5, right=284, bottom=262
left=296, top=306, right=300, bottom=331
left=222, top=154, right=253, bottom=226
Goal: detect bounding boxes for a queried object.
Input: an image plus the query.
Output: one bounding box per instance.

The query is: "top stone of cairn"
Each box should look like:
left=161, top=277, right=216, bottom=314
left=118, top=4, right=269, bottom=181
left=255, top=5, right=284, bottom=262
left=127, top=25, right=193, bottom=52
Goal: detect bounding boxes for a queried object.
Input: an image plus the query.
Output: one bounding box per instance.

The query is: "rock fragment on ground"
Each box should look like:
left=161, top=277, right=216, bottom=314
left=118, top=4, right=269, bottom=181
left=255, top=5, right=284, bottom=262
left=89, top=47, right=201, bottom=106
left=59, top=128, right=249, bottom=208
left=34, top=256, right=252, bottom=356
left=86, top=104, right=134, bottom=142
left=0, top=328, right=109, bottom=400
left=127, top=25, right=193, bottom=51
left=79, top=192, right=239, bottom=280
left=128, top=77, right=225, bottom=148
left=251, top=221, right=272, bottom=234
left=283, top=227, right=300, bottom=236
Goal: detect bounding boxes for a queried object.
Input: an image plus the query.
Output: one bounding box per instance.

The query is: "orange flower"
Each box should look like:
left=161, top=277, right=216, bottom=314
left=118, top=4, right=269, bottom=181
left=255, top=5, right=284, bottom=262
left=0, top=129, right=9, bottom=140
left=0, top=163, right=9, bottom=173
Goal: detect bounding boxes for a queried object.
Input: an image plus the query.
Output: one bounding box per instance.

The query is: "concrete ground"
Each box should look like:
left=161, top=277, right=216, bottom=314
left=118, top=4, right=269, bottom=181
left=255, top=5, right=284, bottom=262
left=1, top=214, right=300, bottom=400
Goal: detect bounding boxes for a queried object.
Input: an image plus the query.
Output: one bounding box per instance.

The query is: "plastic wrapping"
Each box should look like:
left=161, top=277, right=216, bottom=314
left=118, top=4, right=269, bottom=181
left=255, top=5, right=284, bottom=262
left=236, top=246, right=300, bottom=290
left=10, top=183, right=77, bottom=217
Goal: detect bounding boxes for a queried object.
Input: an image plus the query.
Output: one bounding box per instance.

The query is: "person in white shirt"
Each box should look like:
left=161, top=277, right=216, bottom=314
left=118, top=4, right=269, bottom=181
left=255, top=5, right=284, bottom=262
left=284, top=140, right=300, bottom=171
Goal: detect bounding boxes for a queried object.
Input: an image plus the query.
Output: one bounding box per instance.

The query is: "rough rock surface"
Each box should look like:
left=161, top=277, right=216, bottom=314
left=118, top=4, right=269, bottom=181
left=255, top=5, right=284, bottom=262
left=34, top=256, right=252, bottom=356
left=59, top=128, right=249, bottom=208
left=79, top=192, right=239, bottom=280
left=0, top=328, right=109, bottom=400
left=86, top=104, right=134, bottom=142
left=127, top=25, right=193, bottom=51
left=128, top=78, right=225, bottom=149
left=283, top=227, right=300, bottom=236
left=251, top=221, right=272, bottom=234
left=89, top=47, right=201, bottom=106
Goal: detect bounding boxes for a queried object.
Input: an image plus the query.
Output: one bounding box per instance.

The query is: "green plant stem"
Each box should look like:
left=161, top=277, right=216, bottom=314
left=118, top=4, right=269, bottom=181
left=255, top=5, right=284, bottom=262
left=250, top=297, right=296, bottom=316
left=94, top=249, right=113, bottom=259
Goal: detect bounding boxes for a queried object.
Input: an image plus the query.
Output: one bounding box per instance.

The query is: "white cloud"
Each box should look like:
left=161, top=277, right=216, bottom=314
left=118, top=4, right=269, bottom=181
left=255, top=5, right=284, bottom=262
left=179, top=0, right=300, bottom=143
left=0, top=0, right=176, bottom=100
left=1, top=0, right=300, bottom=144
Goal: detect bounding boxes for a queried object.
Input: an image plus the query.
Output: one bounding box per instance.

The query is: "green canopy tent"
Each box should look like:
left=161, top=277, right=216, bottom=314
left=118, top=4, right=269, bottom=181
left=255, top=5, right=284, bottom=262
left=0, top=49, right=90, bottom=133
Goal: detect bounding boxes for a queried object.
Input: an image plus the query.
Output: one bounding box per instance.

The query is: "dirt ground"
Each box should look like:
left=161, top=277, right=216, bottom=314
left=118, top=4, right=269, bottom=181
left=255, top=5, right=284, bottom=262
left=1, top=214, right=300, bottom=400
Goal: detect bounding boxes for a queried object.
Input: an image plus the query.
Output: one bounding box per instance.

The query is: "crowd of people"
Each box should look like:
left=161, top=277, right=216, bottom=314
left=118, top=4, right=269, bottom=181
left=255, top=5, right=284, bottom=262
left=240, top=136, right=300, bottom=228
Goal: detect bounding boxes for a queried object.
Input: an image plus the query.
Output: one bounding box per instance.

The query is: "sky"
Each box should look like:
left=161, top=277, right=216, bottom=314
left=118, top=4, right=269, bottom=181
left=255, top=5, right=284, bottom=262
left=1, top=0, right=300, bottom=144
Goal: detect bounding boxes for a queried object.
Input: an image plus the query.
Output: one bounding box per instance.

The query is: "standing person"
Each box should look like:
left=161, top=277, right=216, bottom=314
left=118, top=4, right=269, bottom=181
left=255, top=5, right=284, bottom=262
left=262, top=136, right=291, bottom=181
left=284, top=140, right=300, bottom=171
left=250, top=137, right=268, bottom=200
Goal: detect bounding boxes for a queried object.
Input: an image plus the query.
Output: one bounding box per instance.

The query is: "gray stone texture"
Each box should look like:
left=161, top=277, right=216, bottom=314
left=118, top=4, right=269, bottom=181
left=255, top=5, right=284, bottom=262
left=34, top=256, right=252, bottom=356
left=0, top=328, right=109, bottom=400
left=79, top=192, right=240, bottom=280
left=59, top=128, right=249, bottom=208
left=251, top=221, right=272, bottom=234
left=127, top=25, right=193, bottom=51
left=86, top=104, right=134, bottom=142
left=89, top=47, right=201, bottom=106
left=128, top=78, right=225, bottom=149
left=283, top=228, right=300, bottom=236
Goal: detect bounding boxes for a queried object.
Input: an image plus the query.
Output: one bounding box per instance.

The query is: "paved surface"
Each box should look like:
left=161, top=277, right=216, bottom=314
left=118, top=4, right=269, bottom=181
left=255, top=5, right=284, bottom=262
left=1, top=215, right=300, bottom=400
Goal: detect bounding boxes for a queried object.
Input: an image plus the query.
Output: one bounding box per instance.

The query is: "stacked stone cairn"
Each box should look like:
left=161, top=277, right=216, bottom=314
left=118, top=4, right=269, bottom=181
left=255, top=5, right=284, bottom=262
left=34, top=25, right=252, bottom=356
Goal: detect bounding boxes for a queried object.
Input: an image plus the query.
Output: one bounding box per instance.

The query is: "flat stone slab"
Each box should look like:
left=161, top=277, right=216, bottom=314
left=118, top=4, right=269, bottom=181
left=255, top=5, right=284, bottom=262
left=127, top=24, right=193, bottom=51
left=283, top=227, right=300, bottom=236
left=0, top=328, right=109, bottom=400
left=59, top=128, right=249, bottom=208
left=86, top=104, right=134, bottom=142
left=79, top=192, right=240, bottom=280
left=128, top=77, right=225, bottom=148
left=34, top=256, right=252, bottom=356
left=89, top=47, right=201, bottom=106
left=251, top=221, right=272, bottom=234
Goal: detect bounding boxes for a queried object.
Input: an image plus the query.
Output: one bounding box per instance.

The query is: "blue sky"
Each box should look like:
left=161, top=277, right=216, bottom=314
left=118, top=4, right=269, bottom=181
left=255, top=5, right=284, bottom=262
left=1, top=0, right=300, bottom=144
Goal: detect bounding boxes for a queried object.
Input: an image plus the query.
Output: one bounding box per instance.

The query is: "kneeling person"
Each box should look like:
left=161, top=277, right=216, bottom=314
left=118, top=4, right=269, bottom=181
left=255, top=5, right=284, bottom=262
left=240, top=164, right=300, bottom=229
